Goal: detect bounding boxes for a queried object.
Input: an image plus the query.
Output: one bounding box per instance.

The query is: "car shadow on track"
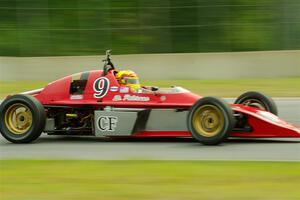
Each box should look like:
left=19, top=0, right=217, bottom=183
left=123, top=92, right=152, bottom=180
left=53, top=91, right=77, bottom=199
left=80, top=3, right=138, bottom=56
left=31, top=136, right=300, bottom=144
left=1, top=135, right=299, bottom=145
left=34, top=136, right=196, bottom=144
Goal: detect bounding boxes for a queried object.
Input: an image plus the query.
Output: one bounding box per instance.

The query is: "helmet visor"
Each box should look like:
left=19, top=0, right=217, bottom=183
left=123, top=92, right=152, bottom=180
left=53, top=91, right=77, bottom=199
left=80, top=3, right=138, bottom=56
left=125, top=77, right=139, bottom=84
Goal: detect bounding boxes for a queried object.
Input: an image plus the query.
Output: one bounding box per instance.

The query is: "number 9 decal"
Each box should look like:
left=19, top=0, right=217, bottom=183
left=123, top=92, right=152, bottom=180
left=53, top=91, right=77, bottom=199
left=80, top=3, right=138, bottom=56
left=93, top=77, right=110, bottom=98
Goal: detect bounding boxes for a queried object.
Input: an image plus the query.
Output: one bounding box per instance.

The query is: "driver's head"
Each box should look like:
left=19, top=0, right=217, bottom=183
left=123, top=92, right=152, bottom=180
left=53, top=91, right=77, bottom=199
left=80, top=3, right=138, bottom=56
left=115, top=70, right=141, bottom=92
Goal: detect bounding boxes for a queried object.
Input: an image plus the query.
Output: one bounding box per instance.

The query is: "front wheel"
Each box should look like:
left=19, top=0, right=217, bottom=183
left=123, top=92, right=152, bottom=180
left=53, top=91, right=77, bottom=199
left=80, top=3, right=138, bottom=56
left=234, top=91, right=278, bottom=115
left=187, top=97, right=235, bottom=145
left=0, top=94, right=46, bottom=143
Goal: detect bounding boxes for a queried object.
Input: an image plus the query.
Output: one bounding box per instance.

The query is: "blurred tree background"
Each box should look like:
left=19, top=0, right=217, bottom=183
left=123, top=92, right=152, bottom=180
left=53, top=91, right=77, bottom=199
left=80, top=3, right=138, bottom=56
left=0, top=0, right=299, bottom=56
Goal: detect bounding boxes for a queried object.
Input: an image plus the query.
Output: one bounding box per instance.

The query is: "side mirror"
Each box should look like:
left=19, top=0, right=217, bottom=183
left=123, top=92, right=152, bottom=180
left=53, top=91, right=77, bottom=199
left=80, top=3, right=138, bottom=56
left=103, top=50, right=112, bottom=62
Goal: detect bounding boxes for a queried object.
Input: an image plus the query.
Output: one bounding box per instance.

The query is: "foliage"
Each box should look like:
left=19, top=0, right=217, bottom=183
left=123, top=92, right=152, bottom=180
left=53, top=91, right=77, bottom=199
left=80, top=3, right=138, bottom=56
left=0, top=0, right=299, bottom=56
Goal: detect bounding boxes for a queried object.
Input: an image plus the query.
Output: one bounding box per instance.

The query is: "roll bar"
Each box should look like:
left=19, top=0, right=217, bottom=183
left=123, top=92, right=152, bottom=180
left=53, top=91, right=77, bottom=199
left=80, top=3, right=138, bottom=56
left=102, top=50, right=115, bottom=76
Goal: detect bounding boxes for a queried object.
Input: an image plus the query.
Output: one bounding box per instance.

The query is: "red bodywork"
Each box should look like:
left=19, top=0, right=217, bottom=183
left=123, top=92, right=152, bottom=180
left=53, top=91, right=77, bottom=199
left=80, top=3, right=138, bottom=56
left=28, top=70, right=299, bottom=138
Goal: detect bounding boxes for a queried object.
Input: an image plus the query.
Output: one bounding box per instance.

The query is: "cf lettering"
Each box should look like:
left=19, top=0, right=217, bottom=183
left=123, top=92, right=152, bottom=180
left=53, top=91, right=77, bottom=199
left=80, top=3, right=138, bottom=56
left=98, top=116, right=118, bottom=131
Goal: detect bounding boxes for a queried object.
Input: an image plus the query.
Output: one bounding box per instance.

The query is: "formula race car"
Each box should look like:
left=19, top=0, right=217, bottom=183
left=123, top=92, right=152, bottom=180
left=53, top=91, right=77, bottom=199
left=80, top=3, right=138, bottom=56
left=0, top=50, right=299, bottom=145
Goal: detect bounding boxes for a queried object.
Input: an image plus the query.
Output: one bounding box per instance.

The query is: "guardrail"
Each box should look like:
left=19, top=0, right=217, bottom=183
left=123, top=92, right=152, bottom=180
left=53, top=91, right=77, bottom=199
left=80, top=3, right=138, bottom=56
left=0, top=50, right=299, bottom=80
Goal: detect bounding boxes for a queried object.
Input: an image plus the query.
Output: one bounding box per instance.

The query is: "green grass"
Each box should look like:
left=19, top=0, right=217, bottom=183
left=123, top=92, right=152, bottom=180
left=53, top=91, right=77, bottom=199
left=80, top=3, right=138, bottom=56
left=1, top=77, right=299, bottom=99
left=0, top=160, right=299, bottom=200
left=0, top=81, right=48, bottom=99
left=143, top=77, right=300, bottom=97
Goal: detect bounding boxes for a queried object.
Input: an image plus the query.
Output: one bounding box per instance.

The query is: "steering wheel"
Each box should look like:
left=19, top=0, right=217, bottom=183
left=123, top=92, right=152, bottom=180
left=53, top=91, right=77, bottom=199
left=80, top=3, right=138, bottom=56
left=102, top=50, right=115, bottom=76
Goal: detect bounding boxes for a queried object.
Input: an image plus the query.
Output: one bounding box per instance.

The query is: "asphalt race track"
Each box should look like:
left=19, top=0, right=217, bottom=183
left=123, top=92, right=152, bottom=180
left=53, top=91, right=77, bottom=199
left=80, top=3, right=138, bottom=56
left=1, top=98, right=299, bottom=161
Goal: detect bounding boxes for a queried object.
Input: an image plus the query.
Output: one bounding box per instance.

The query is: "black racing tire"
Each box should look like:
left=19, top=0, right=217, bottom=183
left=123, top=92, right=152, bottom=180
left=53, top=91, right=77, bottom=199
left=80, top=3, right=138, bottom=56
left=234, top=91, right=278, bottom=115
left=187, top=97, right=235, bottom=145
left=0, top=94, right=46, bottom=143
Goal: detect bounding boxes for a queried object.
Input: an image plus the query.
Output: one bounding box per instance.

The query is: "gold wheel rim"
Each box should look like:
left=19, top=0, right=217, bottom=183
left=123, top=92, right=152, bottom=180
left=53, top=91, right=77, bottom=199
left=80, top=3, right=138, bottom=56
left=4, top=103, right=33, bottom=135
left=192, top=105, right=225, bottom=137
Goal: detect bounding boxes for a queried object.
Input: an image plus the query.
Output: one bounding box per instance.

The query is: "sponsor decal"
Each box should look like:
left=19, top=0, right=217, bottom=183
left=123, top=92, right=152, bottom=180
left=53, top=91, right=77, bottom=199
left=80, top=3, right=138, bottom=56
left=97, top=116, right=118, bottom=131
left=70, top=95, right=83, bottom=100
left=160, top=96, right=167, bottom=101
left=120, top=87, right=129, bottom=93
left=110, top=86, right=119, bottom=92
left=124, top=94, right=150, bottom=101
left=113, top=95, right=122, bottom=101
left=112, top=94, right=150, bottom=102
left=93, top=77, right=110, bottom=98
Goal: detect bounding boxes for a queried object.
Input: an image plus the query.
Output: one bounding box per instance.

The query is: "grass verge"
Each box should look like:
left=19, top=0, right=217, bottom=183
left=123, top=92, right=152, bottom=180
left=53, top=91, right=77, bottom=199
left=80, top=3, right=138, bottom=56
left=0, top=160, right=299, bottom=200
left=0, top=77, right=299, bottom=99
left=144, top=77, right=300, bottom=97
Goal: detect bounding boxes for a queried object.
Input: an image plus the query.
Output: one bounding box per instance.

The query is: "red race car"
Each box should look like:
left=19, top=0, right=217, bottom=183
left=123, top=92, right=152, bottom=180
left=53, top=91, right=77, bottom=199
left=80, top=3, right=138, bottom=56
left=0, top=50, right=299, bottom=145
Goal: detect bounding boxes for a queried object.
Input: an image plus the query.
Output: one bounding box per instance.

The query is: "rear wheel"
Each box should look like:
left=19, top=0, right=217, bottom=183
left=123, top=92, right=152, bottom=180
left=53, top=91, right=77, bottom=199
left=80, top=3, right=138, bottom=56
left=234, top=91, right=278, bottom=115
left=0, top=94, right=46, bottom=143
left=187, top=97, right=235, bottom=145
